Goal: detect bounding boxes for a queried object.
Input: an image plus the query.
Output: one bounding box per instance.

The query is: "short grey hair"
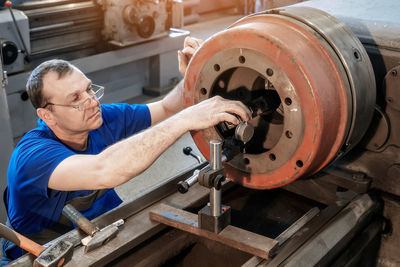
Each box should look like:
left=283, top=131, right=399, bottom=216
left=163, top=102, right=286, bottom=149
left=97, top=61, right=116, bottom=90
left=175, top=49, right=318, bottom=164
left=26, top=59, right=75, bottom=109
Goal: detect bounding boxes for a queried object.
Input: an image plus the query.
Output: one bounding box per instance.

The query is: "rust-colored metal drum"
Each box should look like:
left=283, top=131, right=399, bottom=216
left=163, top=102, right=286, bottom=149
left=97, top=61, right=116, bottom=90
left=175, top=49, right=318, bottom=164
left=184, top=7, right=375, bottom=189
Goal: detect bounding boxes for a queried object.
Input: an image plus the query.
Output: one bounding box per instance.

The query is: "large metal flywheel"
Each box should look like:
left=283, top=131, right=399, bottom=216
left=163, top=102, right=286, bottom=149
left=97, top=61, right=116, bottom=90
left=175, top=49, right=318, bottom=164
left=184, top=7, right=376, bottom=189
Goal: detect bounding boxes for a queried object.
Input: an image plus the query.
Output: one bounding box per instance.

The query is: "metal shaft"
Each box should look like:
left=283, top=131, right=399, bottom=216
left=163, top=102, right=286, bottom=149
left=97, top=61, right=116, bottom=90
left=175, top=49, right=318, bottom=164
left=7, top=6, right=29, bottom=58
left=210, top=140, right=222, bottom=216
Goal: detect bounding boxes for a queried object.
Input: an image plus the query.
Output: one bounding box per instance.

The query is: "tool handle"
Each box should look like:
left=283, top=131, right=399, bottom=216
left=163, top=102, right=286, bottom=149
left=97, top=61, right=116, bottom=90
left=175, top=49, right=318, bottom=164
left=0, top=223, right=44, bottom=257
left=62, top=204, right=99, bottom=236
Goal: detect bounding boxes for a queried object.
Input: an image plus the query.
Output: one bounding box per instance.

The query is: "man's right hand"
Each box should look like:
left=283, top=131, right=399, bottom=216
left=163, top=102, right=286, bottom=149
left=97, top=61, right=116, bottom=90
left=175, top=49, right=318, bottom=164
left=176, top=96, right=252, bottom=131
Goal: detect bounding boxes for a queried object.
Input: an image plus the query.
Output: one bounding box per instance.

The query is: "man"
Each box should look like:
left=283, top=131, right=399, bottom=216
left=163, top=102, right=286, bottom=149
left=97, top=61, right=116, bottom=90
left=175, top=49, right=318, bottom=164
left=0, top=37, right=251, bottom=264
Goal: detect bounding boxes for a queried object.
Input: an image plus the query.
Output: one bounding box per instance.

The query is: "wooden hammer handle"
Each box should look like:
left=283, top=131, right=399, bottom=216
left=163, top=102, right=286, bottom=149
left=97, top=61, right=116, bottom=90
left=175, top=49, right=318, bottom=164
left=0, top=223, right=44, bottom=257
left=62, top=204, right=99, bottom=236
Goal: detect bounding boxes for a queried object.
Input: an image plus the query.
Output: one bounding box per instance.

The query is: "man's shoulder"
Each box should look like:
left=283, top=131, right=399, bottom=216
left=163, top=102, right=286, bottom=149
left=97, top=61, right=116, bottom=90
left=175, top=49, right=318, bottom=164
left=15, top=126, right=57, bottom=152
left=10, top=126, right=70, bottom=171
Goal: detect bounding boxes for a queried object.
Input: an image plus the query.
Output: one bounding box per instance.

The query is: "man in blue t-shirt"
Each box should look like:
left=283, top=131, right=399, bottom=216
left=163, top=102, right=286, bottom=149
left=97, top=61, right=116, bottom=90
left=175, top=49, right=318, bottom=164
left=0, top=37, right=251, bottom=265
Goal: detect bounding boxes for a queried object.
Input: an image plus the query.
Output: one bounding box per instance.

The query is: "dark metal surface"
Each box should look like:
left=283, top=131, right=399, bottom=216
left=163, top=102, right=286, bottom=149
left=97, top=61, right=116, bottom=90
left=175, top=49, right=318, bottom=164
left=242, top=206, right=320, bottom=266
left=260, top=197, right=352, bottom=266
left=150, top=203, right=278, bottom=259
left=276, top=194, right=379, bottom=267
left=331, top=218, right=384, bottom=267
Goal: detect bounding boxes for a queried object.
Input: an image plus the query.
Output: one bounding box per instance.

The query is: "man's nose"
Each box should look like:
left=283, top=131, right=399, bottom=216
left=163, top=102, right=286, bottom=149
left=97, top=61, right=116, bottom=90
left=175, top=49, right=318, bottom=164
left=84, top=95, right=99, bottom=110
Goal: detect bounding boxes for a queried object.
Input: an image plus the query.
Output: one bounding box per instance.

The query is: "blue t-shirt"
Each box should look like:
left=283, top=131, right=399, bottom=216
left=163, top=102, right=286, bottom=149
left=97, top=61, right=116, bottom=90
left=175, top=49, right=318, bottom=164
left=5, top=103, right=151, bottom=235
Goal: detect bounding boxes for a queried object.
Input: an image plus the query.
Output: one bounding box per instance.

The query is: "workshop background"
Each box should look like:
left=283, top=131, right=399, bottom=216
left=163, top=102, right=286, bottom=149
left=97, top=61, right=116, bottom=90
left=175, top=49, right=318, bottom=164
left=1, top=0, right=400, bottom=266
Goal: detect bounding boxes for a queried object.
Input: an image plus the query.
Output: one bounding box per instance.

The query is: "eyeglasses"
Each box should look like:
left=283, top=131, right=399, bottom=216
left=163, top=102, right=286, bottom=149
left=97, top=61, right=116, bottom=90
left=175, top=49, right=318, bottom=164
left=41, top=84, right=104, bottom=111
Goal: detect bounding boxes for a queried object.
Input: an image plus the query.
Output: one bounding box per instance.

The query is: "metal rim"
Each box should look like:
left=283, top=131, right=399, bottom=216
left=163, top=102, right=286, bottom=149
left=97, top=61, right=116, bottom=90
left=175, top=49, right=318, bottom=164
left=184, top=7, right=375, bottom=189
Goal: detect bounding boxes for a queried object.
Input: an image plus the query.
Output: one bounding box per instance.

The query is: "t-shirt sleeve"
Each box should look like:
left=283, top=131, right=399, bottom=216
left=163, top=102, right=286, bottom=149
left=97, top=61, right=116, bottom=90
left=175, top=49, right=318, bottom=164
left=11, top=134, right=75, bottom=199
left=100, top=103, right=151, bottom=140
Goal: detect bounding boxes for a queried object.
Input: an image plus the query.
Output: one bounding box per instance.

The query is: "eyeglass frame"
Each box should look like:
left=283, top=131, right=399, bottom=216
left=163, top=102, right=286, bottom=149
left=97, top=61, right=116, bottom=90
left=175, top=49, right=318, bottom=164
left=41, top=84, right=104, bottom=111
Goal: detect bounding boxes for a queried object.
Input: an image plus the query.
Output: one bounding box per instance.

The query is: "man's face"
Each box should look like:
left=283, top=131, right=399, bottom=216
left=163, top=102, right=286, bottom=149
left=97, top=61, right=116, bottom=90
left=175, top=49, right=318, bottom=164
left=41, top=67, right=103, bottom=134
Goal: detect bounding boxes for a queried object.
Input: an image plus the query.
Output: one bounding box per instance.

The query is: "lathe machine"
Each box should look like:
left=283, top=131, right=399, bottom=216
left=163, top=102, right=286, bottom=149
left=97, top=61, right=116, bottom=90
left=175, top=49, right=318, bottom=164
left=3, top=0, right=400, bottom=266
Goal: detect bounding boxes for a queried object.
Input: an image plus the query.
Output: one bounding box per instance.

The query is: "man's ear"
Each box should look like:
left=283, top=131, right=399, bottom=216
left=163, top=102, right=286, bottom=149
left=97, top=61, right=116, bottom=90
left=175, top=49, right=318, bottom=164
left=37, top=108, right=56, bottom=126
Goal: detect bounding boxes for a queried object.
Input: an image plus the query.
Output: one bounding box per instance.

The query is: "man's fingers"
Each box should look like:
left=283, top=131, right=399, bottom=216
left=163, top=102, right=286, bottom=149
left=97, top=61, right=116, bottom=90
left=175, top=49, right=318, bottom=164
left=233, top=100, right=252, bottom=121
left=178, top=50, right=187, bottom=65
left=211, top=112, right=240, bottom=126
left=210, top=97, right=252, bottom=122
left=182, top=46, right=196, bottom=57
left=184, top=37, right=203, bottom=49
left=200, top=97, right=252, bottom=125
left=220, top=113, right=240, bottom=125
left=178, top=37, right=203, bottom=76
left=178, top=50, right=187, bottom=75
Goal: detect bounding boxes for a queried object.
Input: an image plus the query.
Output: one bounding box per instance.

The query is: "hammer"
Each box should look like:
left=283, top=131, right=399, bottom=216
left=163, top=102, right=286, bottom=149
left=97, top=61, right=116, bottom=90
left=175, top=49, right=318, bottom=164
left=62, top=204, right=123, bottom=253
left=0, top=223, right=73, bottom=267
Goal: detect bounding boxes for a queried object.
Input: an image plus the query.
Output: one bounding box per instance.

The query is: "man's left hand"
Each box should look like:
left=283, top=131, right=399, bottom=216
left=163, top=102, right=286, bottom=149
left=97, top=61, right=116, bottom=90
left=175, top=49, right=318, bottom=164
left=178, top=36, right=203, bottom=76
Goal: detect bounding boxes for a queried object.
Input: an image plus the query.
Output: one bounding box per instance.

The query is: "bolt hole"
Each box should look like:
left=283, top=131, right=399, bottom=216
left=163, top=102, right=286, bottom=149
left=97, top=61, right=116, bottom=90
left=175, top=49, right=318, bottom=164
left=284, top=97, right=292, bottom=106
left=214, top=64, right=220, bottom=71
left=269, top=154, right=276, bottom=161
left=20, top=91, right=29, bottom=101
left=296, top=160, right=303, bottom=168
left=354, top=51, right=360, bottom=60
left=391, top=70, right=398, bottom=77
left=387, top=97, right=393, bottom=103
left=200, top=88, right=207, bottom=95
left=244, top=158, right=250, bottom=165
left=266, top=68, right=274, bottom=76
left=285, top=130, right=293, bottom=139
left=239, top=56, right=246, bottom=64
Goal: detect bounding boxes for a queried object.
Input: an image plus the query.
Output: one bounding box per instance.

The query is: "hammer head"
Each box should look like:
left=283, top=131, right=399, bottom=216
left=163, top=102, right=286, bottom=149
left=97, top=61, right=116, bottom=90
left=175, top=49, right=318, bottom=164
left=84, top=224, right=119, bottom=253
left=33, top=240, right=73, bottom=267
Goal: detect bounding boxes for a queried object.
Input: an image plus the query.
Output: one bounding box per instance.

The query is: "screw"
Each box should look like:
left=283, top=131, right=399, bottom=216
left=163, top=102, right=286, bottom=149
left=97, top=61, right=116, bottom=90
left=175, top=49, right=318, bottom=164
left=352, top=172, right=366, bottom=181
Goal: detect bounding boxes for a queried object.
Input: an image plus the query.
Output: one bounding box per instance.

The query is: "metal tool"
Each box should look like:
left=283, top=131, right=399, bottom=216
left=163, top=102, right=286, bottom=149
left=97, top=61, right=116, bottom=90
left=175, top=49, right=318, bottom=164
left=195, top=140, right=231, bottom=233
left=62, top=204, right=123, bottom=253
left=0, top=222, right=73, bottom=267
left=234, top=121, right=254, bottom=143
left=177, top=137, right=246, bottom=194
left=4, top=1, right=30, bottom=62
left=183, top=146, right=203, bottom=164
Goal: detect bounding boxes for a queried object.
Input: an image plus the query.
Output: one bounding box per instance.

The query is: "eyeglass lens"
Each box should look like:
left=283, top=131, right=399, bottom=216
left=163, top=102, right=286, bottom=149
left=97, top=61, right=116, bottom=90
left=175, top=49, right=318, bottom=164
left=78, top=85, right=104, bottom=111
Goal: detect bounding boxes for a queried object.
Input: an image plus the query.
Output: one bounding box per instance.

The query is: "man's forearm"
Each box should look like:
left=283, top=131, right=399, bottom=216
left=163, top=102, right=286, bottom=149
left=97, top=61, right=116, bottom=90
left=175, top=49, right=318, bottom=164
left=98, top=112, right=188, bottom=188
left=48, top=96, right=250, bottom=191
left=161, top=80, right=185, bottom=116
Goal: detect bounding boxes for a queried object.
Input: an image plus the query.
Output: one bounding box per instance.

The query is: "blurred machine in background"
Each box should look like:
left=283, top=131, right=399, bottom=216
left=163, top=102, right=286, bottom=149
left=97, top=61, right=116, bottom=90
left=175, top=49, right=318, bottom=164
left=0, top=0, right=239, bottom=223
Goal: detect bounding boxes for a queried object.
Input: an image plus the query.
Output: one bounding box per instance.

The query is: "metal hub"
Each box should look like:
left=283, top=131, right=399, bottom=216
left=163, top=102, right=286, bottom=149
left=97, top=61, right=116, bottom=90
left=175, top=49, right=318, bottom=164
left=184, top=7, right=375, bottom=189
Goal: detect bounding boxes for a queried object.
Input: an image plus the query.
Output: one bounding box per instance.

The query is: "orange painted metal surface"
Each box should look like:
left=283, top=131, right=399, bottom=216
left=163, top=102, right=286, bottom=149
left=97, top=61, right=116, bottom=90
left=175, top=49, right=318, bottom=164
left=184, top=11, right=355, bottom=189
